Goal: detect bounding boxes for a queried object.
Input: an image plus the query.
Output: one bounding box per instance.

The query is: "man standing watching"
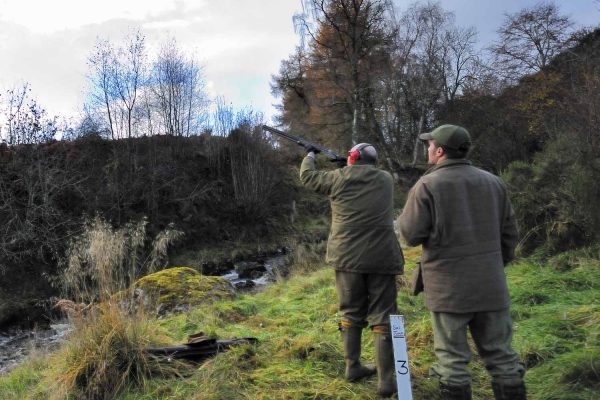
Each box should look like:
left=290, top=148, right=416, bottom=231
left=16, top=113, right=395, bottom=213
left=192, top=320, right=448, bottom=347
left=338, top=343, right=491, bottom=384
left=300, top=143, right=404, bottom=398
left=398, top=124, right=526, bottom=400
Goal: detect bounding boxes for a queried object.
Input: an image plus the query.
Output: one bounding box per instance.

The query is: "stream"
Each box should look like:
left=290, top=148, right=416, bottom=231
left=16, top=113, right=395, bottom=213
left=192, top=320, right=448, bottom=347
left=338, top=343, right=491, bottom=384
left=0, top=322, right=71, bottom=374
left=0, top=253, right=289, bottom=375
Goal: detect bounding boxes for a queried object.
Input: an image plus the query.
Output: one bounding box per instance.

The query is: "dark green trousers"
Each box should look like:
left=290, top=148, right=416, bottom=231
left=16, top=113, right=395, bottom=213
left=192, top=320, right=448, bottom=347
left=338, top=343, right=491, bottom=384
left=335, top=270, right=398, bottom=328
left=430, top=309, right=525, bottom=386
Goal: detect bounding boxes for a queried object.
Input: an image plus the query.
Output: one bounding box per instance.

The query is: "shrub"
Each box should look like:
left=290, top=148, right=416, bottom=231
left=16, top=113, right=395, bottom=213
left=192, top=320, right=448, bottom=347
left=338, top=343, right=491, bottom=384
left=61, top=217, right=183, bottom=305
left=502, top=137, right=600, bottom=255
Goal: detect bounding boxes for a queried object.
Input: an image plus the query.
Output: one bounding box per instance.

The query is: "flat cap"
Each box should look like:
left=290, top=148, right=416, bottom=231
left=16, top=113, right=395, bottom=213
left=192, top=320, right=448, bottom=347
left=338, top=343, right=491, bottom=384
left=419, top=124, right=471, bottom=150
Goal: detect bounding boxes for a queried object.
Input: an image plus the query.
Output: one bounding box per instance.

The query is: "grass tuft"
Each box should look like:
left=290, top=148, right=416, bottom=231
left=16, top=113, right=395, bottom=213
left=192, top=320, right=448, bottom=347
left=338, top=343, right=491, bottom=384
left=42, top=303, right=179, bottom=400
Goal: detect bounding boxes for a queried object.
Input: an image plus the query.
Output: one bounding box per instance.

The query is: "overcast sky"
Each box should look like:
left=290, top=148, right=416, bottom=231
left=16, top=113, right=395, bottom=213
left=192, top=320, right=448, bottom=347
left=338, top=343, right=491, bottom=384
left=0, top=0, right=598, bottom=126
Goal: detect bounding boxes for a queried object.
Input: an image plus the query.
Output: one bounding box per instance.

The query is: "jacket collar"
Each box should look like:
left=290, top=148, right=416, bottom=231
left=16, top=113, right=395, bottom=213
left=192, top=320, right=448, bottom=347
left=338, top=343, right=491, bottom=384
left=424, top=158, right=471, bottom=175
left=351, top=160, right=376, bottom=166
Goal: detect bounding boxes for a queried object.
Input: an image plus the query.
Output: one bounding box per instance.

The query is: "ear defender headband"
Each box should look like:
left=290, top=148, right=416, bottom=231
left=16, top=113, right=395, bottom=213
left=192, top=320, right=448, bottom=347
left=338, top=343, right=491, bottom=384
left=347, top=143, right=371, bottom=165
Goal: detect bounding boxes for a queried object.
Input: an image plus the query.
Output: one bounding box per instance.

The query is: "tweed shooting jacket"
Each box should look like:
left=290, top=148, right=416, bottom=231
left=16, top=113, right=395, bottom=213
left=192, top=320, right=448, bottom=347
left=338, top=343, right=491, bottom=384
left=398, top=159, right=519, bottom=313
left=300, top=156, right=404, bottom=275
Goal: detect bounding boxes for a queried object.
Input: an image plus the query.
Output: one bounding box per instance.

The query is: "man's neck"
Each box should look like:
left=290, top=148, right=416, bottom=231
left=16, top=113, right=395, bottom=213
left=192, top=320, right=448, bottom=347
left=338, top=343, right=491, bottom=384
left=433, top=155, right=447, bottom=165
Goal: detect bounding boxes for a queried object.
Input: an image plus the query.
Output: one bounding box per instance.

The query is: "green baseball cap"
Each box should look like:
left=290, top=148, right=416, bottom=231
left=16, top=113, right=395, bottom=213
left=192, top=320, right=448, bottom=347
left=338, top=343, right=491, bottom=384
left=418, top=124, right=471, bottom=150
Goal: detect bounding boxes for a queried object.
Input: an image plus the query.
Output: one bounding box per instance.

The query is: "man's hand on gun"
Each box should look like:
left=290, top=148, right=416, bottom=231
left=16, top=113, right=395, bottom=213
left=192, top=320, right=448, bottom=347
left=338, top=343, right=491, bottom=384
left=303, top=144, right=321, bottom=155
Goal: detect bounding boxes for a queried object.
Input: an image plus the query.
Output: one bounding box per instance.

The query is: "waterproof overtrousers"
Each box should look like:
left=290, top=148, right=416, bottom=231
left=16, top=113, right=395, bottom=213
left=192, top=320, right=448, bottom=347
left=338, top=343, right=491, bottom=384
left=439, top=382, right=472, bottom=400
left=492, top=381, right=527, bottom=400
left=374, top=332, right=396, bottom=397
left=342, top=327, right=376, bottom=382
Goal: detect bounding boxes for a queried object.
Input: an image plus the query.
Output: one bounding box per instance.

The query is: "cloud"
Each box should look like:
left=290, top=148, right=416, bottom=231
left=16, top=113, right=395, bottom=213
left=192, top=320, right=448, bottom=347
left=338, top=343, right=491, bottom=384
left=0, top=0, right=299, bottom=122
left=0, top=0, right=181, bottom=34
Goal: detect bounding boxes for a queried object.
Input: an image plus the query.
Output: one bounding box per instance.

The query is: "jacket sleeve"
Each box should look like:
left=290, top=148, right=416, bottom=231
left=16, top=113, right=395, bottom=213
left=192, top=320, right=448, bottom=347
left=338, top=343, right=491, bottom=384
left=398, top=180, right=432, bottom=247
left=299, top=156, right=336, bottom=195
left=500, top=190, right=519, bottom=265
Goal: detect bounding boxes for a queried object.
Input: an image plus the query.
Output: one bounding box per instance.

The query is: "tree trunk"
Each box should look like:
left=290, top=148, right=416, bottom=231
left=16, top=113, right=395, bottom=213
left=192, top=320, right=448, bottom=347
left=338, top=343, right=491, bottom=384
left=411, top=112, right=425, bottom=167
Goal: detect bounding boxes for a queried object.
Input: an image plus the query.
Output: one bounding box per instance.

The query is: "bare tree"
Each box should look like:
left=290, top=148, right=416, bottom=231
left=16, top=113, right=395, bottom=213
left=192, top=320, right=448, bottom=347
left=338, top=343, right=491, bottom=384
left=377, top=2, right=476, bottom=166
left=86, top=31, right=147, bottom=139
left=113, top=30, right=146, bottom=138
left=151, top=38, right=208, bottom=136
left=87, top=39, right=118, bottom=139
left=490, top=1, right=575, bottom=79
left=443, top=26, right=479, bottom=102
left=1, top=83, right=57, bottom=145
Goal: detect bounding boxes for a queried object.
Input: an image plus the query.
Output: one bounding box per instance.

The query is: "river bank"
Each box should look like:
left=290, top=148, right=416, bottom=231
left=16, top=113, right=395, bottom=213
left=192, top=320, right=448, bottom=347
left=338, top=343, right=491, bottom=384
left=0, top=250, right=291, bottom=375
left=2, top=248, right=598, bottom=399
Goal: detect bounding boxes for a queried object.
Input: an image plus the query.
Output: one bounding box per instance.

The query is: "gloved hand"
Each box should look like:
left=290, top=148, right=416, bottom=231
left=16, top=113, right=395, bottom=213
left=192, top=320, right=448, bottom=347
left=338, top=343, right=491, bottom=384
left=303, top=144, right=321, bottom=154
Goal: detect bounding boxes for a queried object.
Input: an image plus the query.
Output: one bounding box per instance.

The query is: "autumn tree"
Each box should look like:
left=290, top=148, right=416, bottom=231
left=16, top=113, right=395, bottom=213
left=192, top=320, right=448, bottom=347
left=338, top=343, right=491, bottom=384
left=274, top=1, right=481, bottom=173
left=281, top=0, right=395, bottom=150
left=271, top=49, right=311, bottom=136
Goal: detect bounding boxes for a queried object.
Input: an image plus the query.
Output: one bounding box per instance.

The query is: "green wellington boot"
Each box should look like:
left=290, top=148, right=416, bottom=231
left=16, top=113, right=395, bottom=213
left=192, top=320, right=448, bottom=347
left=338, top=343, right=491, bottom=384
left=439, top=382, right=472, bottom=400
left=491, top=381, right=527, bottom=400
left=374, top=333, right=396, bottom=398
left=342, top=327, right=376, bottom=382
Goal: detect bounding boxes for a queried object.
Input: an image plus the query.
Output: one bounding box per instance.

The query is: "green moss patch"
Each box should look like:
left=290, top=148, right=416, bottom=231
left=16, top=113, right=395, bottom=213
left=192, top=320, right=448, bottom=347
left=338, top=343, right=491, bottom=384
left=134, top=267, right=234, bottom=314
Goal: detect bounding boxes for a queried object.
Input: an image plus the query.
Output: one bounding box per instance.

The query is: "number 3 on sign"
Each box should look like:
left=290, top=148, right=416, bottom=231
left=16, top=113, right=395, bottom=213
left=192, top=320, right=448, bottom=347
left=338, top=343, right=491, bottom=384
left=390, top=315, right=413, bottom=400
left=397, top=359, right=409, bottom=375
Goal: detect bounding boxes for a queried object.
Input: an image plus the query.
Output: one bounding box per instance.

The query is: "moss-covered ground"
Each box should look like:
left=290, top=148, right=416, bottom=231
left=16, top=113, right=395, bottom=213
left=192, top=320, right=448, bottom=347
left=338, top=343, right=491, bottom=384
left=0, top=246, right=598, bottom=399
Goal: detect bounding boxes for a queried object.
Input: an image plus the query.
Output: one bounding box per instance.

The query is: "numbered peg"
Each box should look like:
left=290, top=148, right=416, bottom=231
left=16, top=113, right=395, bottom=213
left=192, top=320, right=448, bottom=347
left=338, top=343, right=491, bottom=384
left=390, top=315, right=413, bottom=400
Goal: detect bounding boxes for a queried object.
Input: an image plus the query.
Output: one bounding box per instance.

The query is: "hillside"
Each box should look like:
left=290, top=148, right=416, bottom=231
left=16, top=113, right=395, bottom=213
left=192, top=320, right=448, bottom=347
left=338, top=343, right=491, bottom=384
left=0, top=130, right=302, bottom=328
left=0, top=245, right=597, bottom=399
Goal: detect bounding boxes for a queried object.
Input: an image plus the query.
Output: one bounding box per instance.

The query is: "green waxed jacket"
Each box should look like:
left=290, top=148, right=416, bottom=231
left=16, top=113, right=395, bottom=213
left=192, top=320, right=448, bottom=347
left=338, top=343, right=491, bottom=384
left=300, top=156, right=404, bottom=274
left=398, top=159, right=519, bottom=313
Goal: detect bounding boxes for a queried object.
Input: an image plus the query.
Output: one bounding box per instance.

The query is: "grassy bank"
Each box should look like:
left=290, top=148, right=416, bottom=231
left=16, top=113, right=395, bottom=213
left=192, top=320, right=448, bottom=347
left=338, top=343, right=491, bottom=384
left=1, top=246, right=598, bottom=399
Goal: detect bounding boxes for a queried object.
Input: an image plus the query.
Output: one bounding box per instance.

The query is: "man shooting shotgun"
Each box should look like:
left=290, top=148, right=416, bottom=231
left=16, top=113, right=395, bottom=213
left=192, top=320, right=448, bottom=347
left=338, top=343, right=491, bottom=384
left=262, top=124, right=404, bottom=398
left=261, top=125, right=347, bottom=166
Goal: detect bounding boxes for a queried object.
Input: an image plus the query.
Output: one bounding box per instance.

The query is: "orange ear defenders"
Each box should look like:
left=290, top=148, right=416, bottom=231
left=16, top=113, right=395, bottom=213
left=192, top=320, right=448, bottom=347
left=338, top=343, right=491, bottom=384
left=347, top=143, right=371, bottom=166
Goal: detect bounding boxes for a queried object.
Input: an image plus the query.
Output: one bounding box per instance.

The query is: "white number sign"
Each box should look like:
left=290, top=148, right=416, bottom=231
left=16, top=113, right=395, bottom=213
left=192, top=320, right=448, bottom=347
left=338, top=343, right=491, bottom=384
left=390, top=315, right=413, bottom=400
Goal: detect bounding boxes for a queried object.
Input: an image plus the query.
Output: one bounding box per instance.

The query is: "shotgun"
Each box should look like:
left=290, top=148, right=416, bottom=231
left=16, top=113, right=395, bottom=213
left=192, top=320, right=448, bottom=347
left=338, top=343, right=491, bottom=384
left=262, top=125, right=347, bottom=166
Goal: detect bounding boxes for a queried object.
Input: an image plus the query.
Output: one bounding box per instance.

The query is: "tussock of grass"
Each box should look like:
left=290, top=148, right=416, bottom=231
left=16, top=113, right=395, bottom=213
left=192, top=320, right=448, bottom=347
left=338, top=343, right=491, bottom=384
left=42, top=303, right=178, bottom=400
left=1, top=243, right=598, bottom=399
